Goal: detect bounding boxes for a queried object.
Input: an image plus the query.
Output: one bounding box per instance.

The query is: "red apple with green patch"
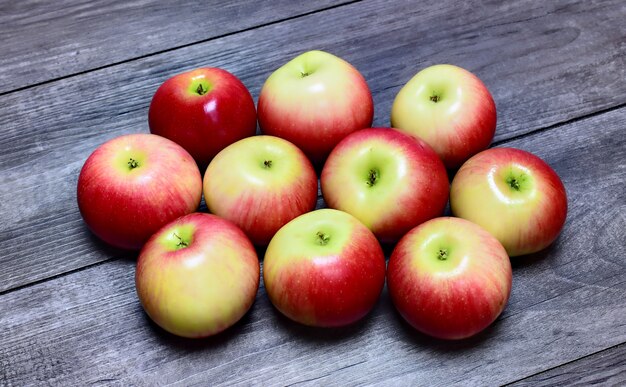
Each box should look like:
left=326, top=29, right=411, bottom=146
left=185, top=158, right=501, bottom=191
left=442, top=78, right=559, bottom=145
left=450, top=147, right=567, bottom=257
left=258, top=50, right=373, bottom=165
left=321, top=127, right=449, bottom=243
left=391, top=64, right=497, bottom=169
left=387, top=217, right=513, bottom=340
left=135, top=213, right=260, bottom=338
left=263, top=209, right=386, bottom=327
left=149, top=67, right=257, bottom=170
left=77, top=133, right=202, bottom=250
left=203, top=135, right=317, bottom=246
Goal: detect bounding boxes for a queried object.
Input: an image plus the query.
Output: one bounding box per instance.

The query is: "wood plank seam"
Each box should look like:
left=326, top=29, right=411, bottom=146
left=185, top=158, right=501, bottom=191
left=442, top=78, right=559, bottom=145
left=502, top=342, right=626, bottom=385
left=0, top=0, right=362, bottom=98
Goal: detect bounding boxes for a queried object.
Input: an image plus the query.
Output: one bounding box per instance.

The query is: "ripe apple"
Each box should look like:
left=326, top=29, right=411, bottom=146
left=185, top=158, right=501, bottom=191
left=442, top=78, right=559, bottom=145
left=135, top=213, right=260, bottom=338
left=450, top=147, right=567, bottom=256
left=148, top=67, right=257, bottom=169
left=387, top=217, right=512, bottom=340
left=263, top=209, right=386, bottom=327
left=390, top=64, right=497, bottom=169
left=257, top=50, right=373, bottom=165
left=321, top=127, right=449, bottom=243
left=203, top=135, right=317, bottom=245
left=77, top=133, right=202, bottom=250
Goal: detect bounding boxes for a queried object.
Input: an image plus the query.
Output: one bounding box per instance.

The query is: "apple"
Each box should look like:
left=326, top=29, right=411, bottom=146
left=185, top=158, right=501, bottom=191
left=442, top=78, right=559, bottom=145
left=450, top=147, right=567, bottom=256
left=321, top=127, right=449, bottom=243
left=148, top=67, right=257, bottom=169
left=203, top=135, right=317, bottom=245
left=390, top=64, right=497, bottom=169
left=263, top=209, right=386, bottom=327
left=387, top=217, right=512, bottom=340
left=257, top=50, right=373, bottom=165
left=77, top=133, right=202, bottom=250
left=135, top=213, right=260, bottom=338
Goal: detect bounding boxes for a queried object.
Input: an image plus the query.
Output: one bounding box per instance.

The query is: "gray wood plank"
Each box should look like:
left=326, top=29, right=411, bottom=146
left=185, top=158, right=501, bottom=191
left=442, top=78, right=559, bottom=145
left=508, top=344, right=626, bottom=386
left=0, top=0, right=348, bottom=94
left=0, top=0, right=625, bottom=291
left=0, top=105, right=624, bottom=386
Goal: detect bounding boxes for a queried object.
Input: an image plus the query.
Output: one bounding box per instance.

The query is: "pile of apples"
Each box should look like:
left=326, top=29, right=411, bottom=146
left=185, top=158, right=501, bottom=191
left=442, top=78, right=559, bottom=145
left=77, top=50, right=567, bottom=340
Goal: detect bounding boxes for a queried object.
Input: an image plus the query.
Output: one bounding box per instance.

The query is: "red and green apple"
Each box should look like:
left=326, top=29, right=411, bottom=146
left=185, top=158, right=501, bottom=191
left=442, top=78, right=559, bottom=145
left=258, top=50, right=373, bottom=165
left=203, top=135, right=317, bottom=246
left=450, top=147, right=567, bottom=256
left=149, top=67, right=257, bottom=170
left=321, top=127, right=449, bottom=243
left=387, top=217, right=512, bottom=340
left=263, top=209, right=386, bottom=327
left=135, top=213, right=260, bottom=338
left=391, top=64, right=497, bottom=169
left=77, top=133, right=202, bottom=250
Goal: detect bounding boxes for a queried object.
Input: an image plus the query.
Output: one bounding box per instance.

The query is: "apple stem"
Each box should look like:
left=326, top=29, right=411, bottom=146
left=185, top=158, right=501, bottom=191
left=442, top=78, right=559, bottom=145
left=300, top=71, right=310, bottom=78
left=173, top=233, right=188, bottom=249
left=316, top=231, right=330, bottom=246
left=430, top=94, right=441, bottom=103
left=196, top=83, right=207, bottom=95
left=263, top=160, right=272, bottom=169
left=437, top=248, right=448, bottom=261
left=127, top=158, right=139, bottom=169
left=366, top=169, right=379, bottom=187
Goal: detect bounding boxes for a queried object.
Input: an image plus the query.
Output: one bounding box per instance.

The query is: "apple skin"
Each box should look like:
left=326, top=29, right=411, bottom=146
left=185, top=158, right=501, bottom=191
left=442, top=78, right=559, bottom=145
left=257, top=50, right=373, bottom=165
left=391, top=64, right=496, bottom=169
left=388, top=217, right=512, bottom=340
left=148, top=67, right=257, bottom=170
left=450, top=147, right=567, bottom=257
left=321, top=127, right=449, bottom=243
left=263, top=209, right=386, bottom=327
left=203, top=135, right=317, bottom=246
left=77, top=133, right=202, bottom=250
left=135, top=213, right=260, bottom=338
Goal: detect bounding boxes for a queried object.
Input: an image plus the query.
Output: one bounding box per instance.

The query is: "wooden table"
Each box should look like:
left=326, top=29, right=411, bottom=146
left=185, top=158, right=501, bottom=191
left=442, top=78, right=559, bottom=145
left=1, top=1, right=624, bottom=385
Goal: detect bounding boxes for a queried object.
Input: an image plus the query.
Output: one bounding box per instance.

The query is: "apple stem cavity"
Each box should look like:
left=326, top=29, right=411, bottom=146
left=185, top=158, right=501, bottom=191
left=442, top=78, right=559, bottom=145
left=127, top=158, right=139, bottom=170
left=316, top=231, right=330, bottom=246
left=263, top=160, right=273, bottom=169
left=437, top=248, right=449, bottom=261
left=196, top=83, right=208, bottom=96
left=366, top=169, right=380, bottom=187
left=173, top=233, right=189, bottom=249
left=506, top=176, right=522, bottom=191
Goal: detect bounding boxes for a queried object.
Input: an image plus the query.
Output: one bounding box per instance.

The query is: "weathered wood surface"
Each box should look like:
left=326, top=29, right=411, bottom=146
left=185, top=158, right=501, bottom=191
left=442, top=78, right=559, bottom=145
left=1, top=104, right=624, bottom=385
left=1, top=0, right=625, bottom=384
left=0, top=0, right=347, bottom=94
left=510, top=343, right=626, bottom=386
left=1, top=0, right=625, bottom=294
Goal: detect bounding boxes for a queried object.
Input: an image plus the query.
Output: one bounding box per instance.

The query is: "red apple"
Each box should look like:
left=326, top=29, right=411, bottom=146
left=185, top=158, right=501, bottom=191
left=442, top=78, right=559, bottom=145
left=391, top=64, right=497, bottom=169
left=148, top=67, right=257, bottom=169
left=263, top=209, right=386, bottom=327
left=321, top=127, right=449, bottom=243
left=257, top=50, right=373, bottom=165
left=388, top=217, right=512, bottom=340
left=450, top=147, right=567, bottom=256
left=136, top=213, right=260, bottom=338
left=203, top=135, right=317, bottom=245
left=77, top=133, right=202, bottom=250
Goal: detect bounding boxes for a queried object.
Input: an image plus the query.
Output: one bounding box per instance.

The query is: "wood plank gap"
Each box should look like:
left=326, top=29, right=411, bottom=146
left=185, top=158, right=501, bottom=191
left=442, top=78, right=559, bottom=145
left=502, top=342, right=626, bottom=386
left=0, top=0, right=362, bottom=98
left=493, top=102, right=626, bottom=147
left=0, top=258, right=118, bottom=298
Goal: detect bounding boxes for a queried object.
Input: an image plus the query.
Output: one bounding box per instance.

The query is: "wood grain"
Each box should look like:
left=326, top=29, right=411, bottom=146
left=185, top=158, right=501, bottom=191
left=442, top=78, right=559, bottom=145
left=0, top=0, right=349, bottom=94
left=1, top=105, right=624, bottom=386
left=1, top=0, right=625, bottom=293
left=508, top=343, right=626, bottom=386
